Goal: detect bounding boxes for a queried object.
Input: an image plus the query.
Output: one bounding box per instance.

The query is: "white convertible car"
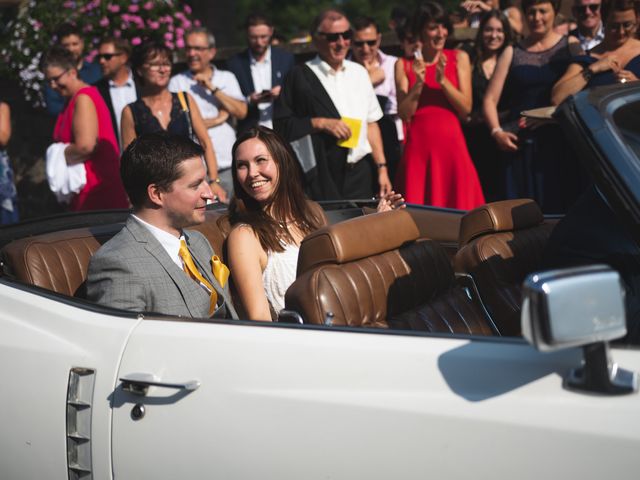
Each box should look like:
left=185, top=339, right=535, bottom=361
left=1, top=85, right=639, bottom=480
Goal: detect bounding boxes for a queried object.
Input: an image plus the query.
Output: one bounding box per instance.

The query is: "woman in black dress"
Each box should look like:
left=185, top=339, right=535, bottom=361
left=121, top=41, right=227, bottom=202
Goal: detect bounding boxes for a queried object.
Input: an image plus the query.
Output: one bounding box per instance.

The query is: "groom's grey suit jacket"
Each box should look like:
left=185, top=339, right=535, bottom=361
left=87, top=216, right=238, bottom=319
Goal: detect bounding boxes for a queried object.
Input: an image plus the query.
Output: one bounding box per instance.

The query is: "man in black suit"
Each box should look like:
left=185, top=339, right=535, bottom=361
left=93, top=37, right=139, bottom=152
left=226, top=13, right=295, bottom=134
left=273, top=8, right=391, bottom=201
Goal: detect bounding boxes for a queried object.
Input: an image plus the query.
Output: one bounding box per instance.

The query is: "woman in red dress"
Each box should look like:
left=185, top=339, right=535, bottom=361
left=42, top=47, right=128, bottom=211
left=396, top=2, right=485, bottom=209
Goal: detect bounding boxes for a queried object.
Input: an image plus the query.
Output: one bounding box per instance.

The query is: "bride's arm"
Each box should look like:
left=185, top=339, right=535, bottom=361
left=227, top=225, right=272, bottom=321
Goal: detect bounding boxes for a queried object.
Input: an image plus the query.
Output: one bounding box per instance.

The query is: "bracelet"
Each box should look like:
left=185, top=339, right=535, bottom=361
left=376, top=163, right=388, bottom=169
left=490, top=127, right=503, bottom=137
left=210, top=87, right=220, bottom=95
left=208, top=177, right=221, bottom=184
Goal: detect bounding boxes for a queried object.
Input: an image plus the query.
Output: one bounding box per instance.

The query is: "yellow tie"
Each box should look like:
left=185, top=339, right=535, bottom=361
left=179, top=239, right=221, bottom=317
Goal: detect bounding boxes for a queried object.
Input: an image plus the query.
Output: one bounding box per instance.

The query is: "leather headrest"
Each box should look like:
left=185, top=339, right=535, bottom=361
left=297, top=209, right=420, bottom=276
left=459, top=199, right=543, bottom=246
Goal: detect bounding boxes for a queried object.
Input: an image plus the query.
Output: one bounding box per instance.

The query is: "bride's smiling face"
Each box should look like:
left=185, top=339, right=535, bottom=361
left=234, top=137, right=280, bottom=205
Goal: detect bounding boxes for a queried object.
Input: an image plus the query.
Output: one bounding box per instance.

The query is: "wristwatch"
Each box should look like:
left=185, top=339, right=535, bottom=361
left=581, top=67, right=594, bottom=82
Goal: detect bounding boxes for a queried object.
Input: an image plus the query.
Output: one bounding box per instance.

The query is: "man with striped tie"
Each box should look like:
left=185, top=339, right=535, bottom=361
left=87, top=132, right=238, bottom=319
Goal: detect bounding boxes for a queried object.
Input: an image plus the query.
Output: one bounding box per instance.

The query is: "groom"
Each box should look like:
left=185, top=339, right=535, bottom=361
left=87, top=132, right=238, bottom=319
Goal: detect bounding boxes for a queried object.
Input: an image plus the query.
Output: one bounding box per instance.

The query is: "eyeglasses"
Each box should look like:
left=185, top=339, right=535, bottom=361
left=353, top=39, right=377, bottom=47
left=144, top=62, right=172, bottom=71
left=185, top=45, right=210, bottom=52
left=316, top=30, right=353, bottom=42
left=607, top=21, right=636, bottom=31
left=574, top=4, right=600, bottom=14
left=96, top=52, right=123, bottom=61
left=45, top=69, right=69, bottom=85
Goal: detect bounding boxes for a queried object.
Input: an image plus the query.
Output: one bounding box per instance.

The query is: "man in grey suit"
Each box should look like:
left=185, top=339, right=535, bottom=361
left=87, top=132, right=238, bottom=319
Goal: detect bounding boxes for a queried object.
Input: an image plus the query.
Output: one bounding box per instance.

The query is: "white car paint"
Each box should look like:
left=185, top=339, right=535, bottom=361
left=112, top=317, right=640, bottom=479
left=0, top=282, right=139, bottom=480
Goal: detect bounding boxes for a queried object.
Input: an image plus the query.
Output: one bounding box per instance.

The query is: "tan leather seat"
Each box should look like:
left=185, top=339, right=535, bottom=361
left=286, top=209, right=494, bottom=335
left=453, top=199, right=555, bottom=336
left=0, top=211, right=230, bottom=298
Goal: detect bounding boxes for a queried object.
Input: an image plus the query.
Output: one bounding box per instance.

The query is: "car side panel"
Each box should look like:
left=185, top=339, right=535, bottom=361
left=0, top=283, right=138, bottom=480
left=112, top=320, right=640, bottom=479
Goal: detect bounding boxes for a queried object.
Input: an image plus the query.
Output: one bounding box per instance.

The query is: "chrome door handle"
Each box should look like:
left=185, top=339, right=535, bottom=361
left=120, top=372, right=200, bottom=396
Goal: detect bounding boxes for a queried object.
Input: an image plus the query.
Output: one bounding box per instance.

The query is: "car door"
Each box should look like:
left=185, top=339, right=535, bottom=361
left=0, top=281, right=139, bottom=480
left=112, top=317, right=640, bottom=479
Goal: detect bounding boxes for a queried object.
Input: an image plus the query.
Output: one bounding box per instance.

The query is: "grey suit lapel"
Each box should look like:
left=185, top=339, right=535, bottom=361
left=184, top=231, right=238, bottom=319
left=127, top=218, right=210, bottom=318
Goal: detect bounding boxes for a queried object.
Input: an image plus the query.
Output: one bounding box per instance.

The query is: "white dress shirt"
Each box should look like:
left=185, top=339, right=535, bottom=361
left=132, top=215, right=183, bottom=269
left=169, top=67, right=246, bottom=170
left=306, top=56, right=383, bottom=164
left=573, top=23, right=605, bottom=52
left=250, top=46, right=274, bottom=128
left=108, top=69, right=137, bottom=145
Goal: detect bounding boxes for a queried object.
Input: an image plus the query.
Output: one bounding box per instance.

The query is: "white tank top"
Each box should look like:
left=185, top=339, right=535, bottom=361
left=262, top=242, right=300, bottom=314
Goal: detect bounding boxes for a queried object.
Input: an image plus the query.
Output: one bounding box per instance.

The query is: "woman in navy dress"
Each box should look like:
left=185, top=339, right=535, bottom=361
left=484, top=0, right=582, bottom=213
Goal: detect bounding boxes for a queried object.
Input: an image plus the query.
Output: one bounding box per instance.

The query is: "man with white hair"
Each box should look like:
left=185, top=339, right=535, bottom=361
left=274, top=8, right=392, bottom=201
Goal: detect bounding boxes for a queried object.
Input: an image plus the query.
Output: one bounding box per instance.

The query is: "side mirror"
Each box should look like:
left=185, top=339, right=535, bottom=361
left=521, top=265, right=637, bottom=395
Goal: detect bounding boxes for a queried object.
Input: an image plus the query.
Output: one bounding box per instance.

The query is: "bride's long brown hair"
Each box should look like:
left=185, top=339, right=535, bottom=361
left=229, top=127, right=323, bottom=253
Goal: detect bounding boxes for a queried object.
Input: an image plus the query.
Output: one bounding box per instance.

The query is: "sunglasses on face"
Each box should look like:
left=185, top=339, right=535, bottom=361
left=316, top=30, right=353, bottom=42
left=574, top=4, right=600, bottom=14
left=46, top=69, right=69, bottom=85
left=607, top=20, right=636, bottom=31
left=96, top=52, right=123, bottom=61
left=353, top=39, right=377, bottom=47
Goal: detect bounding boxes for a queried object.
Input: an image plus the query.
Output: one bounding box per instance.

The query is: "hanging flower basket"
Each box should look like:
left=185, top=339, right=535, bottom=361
left=0, top=0, right=199, bottom=108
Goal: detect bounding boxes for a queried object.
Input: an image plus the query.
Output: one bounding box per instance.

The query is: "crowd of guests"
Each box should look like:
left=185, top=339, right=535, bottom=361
left=1, top=2, right=640, bottom=324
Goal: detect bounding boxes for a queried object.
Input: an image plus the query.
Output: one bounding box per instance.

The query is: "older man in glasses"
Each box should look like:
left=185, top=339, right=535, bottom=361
left=570, top=0, right=605, bottom=50
left=94, top=37, right=139, bottom=151
left=274, top=8, right=392, bottom=201
left=169, top=27, right=248, bottom=195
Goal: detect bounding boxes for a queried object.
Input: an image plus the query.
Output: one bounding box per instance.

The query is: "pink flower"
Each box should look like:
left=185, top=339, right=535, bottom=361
left=34, top=21, right=42, bottom=29
left=176, top=27, right=184, bottom=36
left=131, top=37, right=142, bottom=46
left=184, top=5, right=192, bottom=14
left=147, top=20, right=160, bottom=30
left=113, top=30, right=122, bottom=38
left=99, top=17, right=109, bottom=27
left=164, top=32, right=173, bottom=41
left=176, top=38, right=185, bottom=49
left=86, top=49, right=98, bottom=62
left=182, top=20, right=192, bottom=29
left=194, top=20, right=201, bottom=27
left=166, top=41, right=175, bottom=50
left=128, top=5, right=139, bottom=13
left=83, top=24, right=93, bottom=32
left=143, top=1, right=153, bottom=10
left=63, top=1, right=75, bottom=8
left=107, top=4, right=120, bottom=13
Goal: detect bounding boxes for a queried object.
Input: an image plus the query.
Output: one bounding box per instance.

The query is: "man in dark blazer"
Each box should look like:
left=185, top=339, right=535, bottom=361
left=226, top=12, right=294, bottom=134
left=87, top=132, right=238, bottom=319
left=273, top=9, right=391, bottom=201
left=93, top=37, right=139, bottom=151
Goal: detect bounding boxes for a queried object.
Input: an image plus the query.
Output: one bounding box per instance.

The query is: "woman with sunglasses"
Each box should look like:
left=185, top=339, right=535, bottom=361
left=552, top=0, right=640, bottom=105
left=41, top=46, right=128, bottom=211
left=121, top=41, right=227, bottom=202
left=483, top=0, right=582, bottom=213
left=395, top=1, right=485, bottom=209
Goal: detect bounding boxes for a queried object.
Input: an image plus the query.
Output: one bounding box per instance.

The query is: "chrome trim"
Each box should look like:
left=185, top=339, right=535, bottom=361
left=67, top=367, right=95, bottom=480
